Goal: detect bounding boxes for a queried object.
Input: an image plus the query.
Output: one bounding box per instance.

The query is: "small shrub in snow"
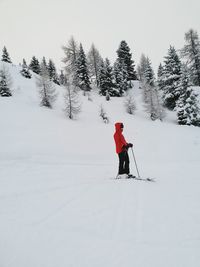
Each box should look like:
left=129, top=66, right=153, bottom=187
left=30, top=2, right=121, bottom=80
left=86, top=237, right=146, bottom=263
left=106, top=91, right=110, bottom=101
left=99, top=104, right=109, bottom=123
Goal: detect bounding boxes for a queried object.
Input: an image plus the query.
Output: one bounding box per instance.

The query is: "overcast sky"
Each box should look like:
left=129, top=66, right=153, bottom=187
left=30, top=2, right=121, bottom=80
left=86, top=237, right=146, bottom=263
left=0, top=0, right=200, bottom=72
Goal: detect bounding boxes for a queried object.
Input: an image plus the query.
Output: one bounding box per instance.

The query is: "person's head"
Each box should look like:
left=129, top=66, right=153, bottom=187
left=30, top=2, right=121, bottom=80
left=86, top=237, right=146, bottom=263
left=115, top=122, right=124, bottom=132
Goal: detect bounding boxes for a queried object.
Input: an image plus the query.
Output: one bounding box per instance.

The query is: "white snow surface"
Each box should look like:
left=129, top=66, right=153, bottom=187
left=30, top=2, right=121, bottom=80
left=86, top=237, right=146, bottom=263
left=0, top=62, right=200, bottom=267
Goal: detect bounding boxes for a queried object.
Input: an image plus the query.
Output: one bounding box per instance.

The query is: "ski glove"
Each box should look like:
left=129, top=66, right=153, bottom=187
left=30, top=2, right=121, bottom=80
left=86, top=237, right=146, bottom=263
left=122, top=143, right=133, bottom=151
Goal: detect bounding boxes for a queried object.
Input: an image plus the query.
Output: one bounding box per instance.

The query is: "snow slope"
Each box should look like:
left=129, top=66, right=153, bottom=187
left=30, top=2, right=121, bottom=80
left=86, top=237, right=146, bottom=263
left=0, top=62, right=200, bottom=267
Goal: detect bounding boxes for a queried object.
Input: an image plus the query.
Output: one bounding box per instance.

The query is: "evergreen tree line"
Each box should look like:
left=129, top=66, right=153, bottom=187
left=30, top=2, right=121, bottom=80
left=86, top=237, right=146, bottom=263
left=0, top=46, right=65, bottom=86
left=62, top=38, right=137, bottom=97
left=0, top=47, right=81, bottom=119
left=1, top=28, right=200, bottom=126
left=137, top=29, right=200, bottom=126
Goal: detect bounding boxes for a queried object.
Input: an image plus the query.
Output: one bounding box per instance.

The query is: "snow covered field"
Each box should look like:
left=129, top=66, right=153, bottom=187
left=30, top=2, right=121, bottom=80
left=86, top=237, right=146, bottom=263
left=0, top=63, right=200, bottom=267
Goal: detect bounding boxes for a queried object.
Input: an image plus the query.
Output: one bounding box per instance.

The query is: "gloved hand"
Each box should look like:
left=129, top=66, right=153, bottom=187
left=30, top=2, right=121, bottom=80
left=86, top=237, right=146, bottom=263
left=122, top=143, right=133, bottom=151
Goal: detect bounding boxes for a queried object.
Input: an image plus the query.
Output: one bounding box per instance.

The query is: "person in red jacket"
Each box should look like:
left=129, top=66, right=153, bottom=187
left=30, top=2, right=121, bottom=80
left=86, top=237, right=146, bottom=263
left=113, top=122, right=133, bottom=178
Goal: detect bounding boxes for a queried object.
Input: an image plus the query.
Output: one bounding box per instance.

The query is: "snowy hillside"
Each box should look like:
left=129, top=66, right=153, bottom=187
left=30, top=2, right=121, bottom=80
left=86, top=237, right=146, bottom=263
left=0, top=62, right=200, bottom=267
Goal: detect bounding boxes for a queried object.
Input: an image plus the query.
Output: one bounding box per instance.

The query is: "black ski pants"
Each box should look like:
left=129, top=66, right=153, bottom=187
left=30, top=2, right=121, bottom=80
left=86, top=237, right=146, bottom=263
left=118, top=150, right=130, bottom=175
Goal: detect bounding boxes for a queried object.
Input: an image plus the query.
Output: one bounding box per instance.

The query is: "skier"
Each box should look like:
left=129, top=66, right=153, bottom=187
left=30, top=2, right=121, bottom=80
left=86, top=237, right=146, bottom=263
left=113, top=122, right=133, bottom=178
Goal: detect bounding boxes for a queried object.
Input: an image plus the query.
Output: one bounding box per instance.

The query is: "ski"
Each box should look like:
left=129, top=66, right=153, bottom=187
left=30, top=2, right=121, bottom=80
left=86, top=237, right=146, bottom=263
left=130, top=176, right=155, bottom=182
left=116, top=175, right=155, bottom=182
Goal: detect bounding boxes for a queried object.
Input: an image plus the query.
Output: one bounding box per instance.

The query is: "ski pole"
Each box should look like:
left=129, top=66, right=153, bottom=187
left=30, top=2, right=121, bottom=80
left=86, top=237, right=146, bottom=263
left=131, top=147, right=141, bottom=178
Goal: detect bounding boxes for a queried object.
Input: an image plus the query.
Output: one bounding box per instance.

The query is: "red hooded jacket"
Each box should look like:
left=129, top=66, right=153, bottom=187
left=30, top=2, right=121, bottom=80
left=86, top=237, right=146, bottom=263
left=113, top=122, right=128, bottom=154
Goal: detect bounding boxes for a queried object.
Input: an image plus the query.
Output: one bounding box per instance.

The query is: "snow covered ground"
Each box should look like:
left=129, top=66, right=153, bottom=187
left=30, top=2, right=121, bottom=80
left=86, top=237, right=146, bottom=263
left=0, top=62, right=200, bottom=267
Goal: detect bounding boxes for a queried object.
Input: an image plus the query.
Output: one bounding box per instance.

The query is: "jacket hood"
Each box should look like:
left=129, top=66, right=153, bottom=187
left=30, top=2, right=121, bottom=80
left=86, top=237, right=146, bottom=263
left=115, top=122, right=123, bottom=132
